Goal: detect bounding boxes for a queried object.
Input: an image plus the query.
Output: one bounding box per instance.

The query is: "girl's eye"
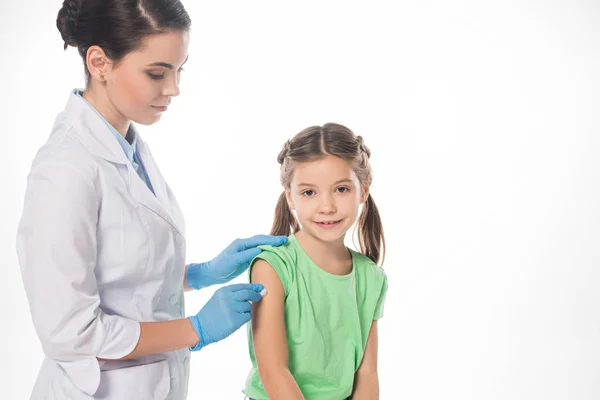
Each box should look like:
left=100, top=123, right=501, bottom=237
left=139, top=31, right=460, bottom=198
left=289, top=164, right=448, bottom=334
left=302, top=190, right=315, bottom=197
left=147, top=72, right=165, bottom=80
left=337, top=186, right=350, bottom=193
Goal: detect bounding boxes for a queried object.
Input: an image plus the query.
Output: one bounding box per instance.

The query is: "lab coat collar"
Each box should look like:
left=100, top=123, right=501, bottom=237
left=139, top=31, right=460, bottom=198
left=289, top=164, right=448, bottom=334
left=63, top=90, right=184, bottom=236
left=64, top=90, right=130, bottom=165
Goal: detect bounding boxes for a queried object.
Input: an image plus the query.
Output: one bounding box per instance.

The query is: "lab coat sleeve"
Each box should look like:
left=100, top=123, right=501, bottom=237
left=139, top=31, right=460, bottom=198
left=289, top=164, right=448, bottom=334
left=16, top=154, right=141, bottom=361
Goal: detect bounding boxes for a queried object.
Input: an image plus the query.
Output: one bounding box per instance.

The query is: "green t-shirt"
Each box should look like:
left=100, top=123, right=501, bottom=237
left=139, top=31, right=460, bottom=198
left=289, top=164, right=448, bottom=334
left=243, top=234, right=388, bottom=400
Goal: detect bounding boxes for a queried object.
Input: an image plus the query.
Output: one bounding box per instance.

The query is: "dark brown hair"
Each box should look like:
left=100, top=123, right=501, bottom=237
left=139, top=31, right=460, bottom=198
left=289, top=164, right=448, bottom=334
left=271, top=123, right=386, bottom=265
left=56, top=0, right=191, bottom=81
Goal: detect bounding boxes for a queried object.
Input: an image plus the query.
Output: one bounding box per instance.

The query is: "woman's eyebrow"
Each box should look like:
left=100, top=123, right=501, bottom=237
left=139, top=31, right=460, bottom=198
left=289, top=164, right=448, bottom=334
left=147, top=55, right=189, bottom=70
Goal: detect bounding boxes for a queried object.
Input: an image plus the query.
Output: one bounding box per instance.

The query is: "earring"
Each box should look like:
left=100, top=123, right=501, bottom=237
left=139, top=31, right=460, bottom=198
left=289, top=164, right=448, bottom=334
left=99, top=73, right=105, bottom=81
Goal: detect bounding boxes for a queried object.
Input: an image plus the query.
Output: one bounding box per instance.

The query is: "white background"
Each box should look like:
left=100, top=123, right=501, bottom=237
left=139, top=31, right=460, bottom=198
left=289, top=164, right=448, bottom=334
left=1, top=0, right=599, bottom=399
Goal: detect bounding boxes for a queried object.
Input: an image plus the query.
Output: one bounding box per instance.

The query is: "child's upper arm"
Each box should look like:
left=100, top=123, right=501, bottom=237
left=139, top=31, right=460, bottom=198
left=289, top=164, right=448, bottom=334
left=357, top=320, right=379, bottom=375
left=250, top=258, right=289, bottom=372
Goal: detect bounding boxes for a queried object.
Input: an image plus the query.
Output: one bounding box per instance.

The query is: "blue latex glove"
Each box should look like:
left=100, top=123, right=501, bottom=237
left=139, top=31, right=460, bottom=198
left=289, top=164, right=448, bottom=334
left=188, top=283, right=265, bottom=351
left=186, top=235, right=288, bottom=289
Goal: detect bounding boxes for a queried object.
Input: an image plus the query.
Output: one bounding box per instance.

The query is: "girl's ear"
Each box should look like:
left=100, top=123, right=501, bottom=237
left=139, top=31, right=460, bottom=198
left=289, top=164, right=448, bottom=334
left=360, top=185, right=370, bottom=204
left=285, top=188, right=296, bottom=210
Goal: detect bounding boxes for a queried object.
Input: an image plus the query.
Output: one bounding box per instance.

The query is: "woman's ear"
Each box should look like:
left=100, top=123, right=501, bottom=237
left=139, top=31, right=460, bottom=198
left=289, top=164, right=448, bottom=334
left=86, top=45, right=112, bottom=82
left=285, top=189, right=296, bottom=210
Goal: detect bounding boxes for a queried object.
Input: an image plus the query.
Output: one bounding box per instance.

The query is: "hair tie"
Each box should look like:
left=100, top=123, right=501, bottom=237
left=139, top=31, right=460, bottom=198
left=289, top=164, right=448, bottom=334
left=277, top=140, right=291, bottom=164
left=356, top=136, right=371, bottom=158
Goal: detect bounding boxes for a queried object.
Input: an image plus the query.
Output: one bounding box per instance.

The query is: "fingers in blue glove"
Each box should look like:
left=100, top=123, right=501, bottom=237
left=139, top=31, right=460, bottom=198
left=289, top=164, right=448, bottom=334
left=231, top=235, right=288, bottom=252
left=233, top=247, right=262, bottom=265
left=233, top=301, right=253, bottom=314
left=188, top=236, right=288, bottom=290
left=217, top=248, right=266, bottom=282
left=232, top=288, right=264, bottom=303
left=226, top=283, right=265, bottom=295
left=188, top=283, right=265, bottom=352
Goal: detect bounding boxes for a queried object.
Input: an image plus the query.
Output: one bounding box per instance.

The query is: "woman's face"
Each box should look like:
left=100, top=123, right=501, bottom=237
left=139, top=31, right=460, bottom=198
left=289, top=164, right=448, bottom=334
left=104, top=30, right=189, bottom=126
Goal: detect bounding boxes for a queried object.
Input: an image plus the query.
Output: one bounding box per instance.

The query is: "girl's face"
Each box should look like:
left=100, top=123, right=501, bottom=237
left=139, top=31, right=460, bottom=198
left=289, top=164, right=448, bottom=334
left=286, top=155, right=369, bottom=244
left=103, top=30, right=189, bottom=126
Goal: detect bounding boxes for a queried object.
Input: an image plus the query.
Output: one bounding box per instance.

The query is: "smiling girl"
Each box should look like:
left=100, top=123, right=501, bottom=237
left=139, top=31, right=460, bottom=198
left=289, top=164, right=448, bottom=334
left=243, top=123, right=388, bottom=400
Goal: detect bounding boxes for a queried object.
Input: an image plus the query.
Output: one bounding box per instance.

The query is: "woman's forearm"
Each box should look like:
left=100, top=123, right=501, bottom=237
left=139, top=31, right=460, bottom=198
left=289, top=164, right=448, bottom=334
left=101, top=319, right=199, bottom=360
left=183, top=264, right=194, bottom=291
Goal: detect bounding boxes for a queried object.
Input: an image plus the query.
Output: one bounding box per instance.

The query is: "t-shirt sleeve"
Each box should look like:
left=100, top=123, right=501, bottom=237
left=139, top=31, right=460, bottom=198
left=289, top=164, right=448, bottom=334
left=373, top=272, right=388, bottom=320
left=249, top=245, right=293, bottom=297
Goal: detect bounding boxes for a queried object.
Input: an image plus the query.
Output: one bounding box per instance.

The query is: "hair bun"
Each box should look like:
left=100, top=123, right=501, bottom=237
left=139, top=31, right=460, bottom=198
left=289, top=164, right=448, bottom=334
left=356, top=135, right=371, bottom=158
left=56, top=0, right=81, bottom=49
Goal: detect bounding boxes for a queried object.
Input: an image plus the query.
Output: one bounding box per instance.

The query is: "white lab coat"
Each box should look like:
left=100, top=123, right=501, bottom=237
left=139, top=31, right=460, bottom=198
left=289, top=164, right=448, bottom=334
left=17, top=91, right=190, bottom=399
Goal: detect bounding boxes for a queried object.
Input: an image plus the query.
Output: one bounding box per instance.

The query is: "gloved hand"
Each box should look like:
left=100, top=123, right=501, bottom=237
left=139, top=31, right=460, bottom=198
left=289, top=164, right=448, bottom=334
left=188, top=283, right=266, bottom=351
left=186, top=235, right=288, bottom=289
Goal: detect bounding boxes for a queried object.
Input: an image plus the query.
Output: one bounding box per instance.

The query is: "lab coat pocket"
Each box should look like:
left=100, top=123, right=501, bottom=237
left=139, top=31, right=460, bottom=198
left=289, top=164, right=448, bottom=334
left=34, top=358, right=96, bottom=400
left=95, top=359, right=171, bottom=400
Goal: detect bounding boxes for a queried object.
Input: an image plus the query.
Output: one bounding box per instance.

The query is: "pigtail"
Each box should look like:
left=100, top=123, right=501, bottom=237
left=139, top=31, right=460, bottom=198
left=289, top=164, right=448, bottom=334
left=270, top=191, right=300, bottom=236
left=357, top=194, right=386, bottom=265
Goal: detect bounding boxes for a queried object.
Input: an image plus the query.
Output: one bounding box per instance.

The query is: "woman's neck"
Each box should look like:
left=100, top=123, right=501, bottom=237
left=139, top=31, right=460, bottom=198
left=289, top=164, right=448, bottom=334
left=295, top=230, right=352, bottom=275
left=82, top=86, right=130, bottom=137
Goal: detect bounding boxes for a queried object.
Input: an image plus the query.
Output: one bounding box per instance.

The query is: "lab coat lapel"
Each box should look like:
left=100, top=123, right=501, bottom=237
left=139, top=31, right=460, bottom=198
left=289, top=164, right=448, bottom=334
left=64, top=90, right=183, bottom=236
left=131, top=133, right=184, bottom=236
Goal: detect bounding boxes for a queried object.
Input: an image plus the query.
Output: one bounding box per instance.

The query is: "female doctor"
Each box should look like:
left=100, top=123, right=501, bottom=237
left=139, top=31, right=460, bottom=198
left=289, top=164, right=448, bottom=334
left=15, top=0, right=286, bottom=398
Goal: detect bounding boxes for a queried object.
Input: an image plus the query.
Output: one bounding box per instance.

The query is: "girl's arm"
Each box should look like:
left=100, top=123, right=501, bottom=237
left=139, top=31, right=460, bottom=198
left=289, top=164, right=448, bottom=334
left=352, top=321, right=380, bottom=399
left=250, top=259, right=305, bottom=400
